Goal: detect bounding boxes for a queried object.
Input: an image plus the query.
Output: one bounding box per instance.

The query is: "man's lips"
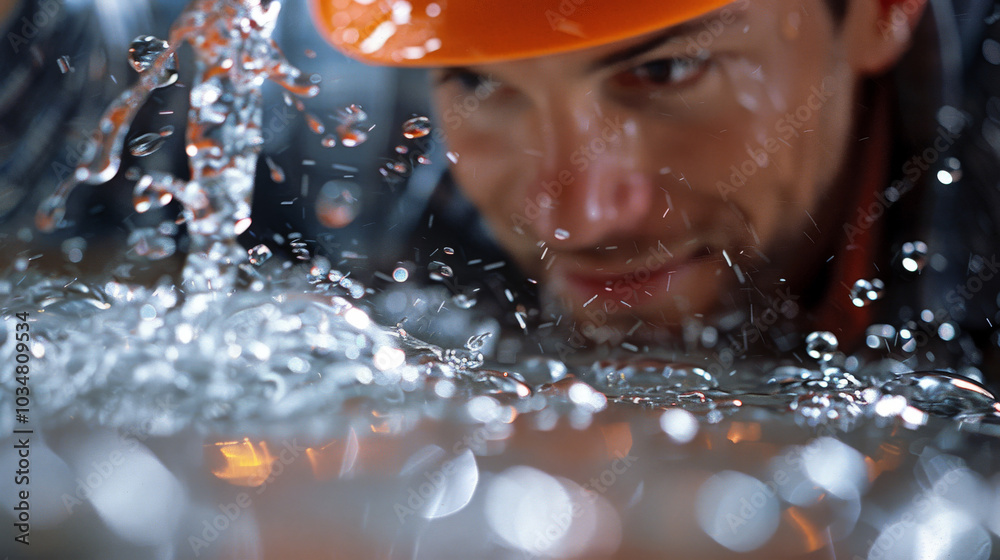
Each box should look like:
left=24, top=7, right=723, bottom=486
left=564, top=267, right=672, bottom=300
left=554, top=243, right=719, bottom=303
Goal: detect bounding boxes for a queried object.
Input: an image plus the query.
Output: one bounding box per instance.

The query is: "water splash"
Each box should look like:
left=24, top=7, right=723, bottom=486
left=35, top=0, right=319, bottom=292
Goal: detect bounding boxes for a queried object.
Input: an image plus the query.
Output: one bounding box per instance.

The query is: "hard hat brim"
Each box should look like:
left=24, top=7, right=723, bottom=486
left=310, top=0, right=738, bottom=67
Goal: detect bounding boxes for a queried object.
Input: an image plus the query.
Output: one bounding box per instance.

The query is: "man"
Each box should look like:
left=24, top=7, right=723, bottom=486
left=314, top=0, right=999, bottom=374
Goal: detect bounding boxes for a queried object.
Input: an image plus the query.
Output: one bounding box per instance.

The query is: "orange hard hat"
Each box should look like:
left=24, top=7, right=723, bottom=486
left=310, top=0, right=736, bottom=67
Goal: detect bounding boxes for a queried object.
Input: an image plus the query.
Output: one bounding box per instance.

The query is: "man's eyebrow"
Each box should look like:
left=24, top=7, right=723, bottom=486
left=588, top=14, right=742, bottom=71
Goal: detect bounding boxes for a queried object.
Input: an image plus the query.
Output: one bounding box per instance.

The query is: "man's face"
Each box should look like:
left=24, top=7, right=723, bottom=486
left=430, top=0, right=861, bottom=341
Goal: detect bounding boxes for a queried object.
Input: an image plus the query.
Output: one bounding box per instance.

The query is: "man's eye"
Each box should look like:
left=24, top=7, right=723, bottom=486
left=615, top=57, right=707, bottom=88
left=438, top=69, right=488, bottom=91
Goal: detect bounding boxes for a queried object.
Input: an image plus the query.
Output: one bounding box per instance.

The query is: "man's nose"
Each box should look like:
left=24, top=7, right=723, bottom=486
left=527, top=111, right=653, bottom=248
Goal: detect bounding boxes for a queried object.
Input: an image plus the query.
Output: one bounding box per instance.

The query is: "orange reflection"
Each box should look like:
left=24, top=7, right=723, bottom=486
left=599, top=422, right=634, bottom=460
left=726, top=422, right=762, bottom=444
left=865, top=441, right=905, bottom=481
left=209, top=438, right=274, bottom=487
left=783, top=506, right=824, bottom=553
left=304, top=431, right=359, bottom=482
left=305, top=441, right=339, bottom=481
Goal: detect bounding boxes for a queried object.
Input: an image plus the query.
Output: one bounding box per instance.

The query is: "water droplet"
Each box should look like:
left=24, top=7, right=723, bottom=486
left=128, top=35, right=178, bottom=87
left=304, top=49, right=317, bottom=58
left=335, top=105, right=368, bottom=147
left=315, top=180, right=361, bottom=228
left=900, top=240, right=928, bottom=273
left=158, top=221, right=177, bottom=236
left=191, top=82, right=222, bottom=110
left=338, top=127, right=368, bottom=147
left=61, top=237, right=87, bottom=263
left=320, top=135, right=337, bottom=148
left=882, top=371, right=999, bottom=417
left=595, top=359, right=718, bottom=392
left=128, top=132, right=168, bottom=157
left=554, top=228, right=570, bottom=241
left=265, top=156, right=285, bottom=183
left=466, top=332, right=491, bottom=351
left=849, top=278, right=885, bottom=307
left=128, top=35, right=169, bottom=72
left=805, top=331, right=838, bottom=361
left=247, top=244, right=272, bottom=266
left=442, top=247, right=455, bottom=255
left=339, top=103, right=367, bottom=122
left=395, top=145, right=409, bottom=154
left=539, top=377, right=606, bottom=412
left=305, top=113, right=325, bottom=134
left=133, top=173, right=176, bottom=212
left=416, top=154, right=431, bottom=165
left=983, top=38, right=1000, bottom=65
left=159, top=125, right=174, bottom=137
left=382, top=160, right=409, bottom=175
left=402, top=116, right=431, bottom=139
left=428, top=261, right=453, bottom=281
left=57, top=55, right=73, bottom=73
left=443, top=347, right=484, bottom=370
left=938, top=322, right=957, bottom=341
left=392, top=267, right=409, bottom=282
left=452, top=293, right=476, bottom=309
left=289, top=237, right=310, bottom=261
